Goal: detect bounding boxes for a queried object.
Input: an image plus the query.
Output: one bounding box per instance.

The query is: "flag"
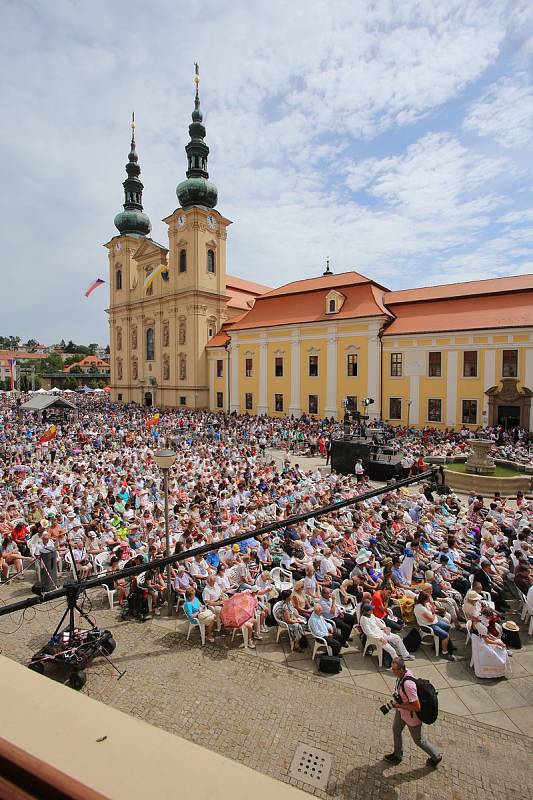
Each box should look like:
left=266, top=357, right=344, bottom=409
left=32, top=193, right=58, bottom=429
left=85, top=278, right=105, bottom=298
left=8, top=358, right=16, bottom=391
left=143, top=263, right=167, bottom=291
left=145, top=413, right=160, bottom=428
left=39, top=425, right=57, bottom=444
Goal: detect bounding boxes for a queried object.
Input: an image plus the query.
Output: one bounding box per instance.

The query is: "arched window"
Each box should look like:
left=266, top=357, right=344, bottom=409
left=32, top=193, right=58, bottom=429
left=329, top=299, right=336, bottom=313
left=116, top=269, right=122, bottom=290
left=207, top=249, right=215, bottom=274
left=179, top=249, right=187, bottom=273
left=146, top=328, right=155, bottom=361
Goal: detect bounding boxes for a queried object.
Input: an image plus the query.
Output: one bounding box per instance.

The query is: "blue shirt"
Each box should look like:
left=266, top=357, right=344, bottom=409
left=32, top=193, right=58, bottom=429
left=206, top=551, right=220, bottom=568
left=183, top=597, right=201, bottom=621
left=308, top=612, right=330, bottom=639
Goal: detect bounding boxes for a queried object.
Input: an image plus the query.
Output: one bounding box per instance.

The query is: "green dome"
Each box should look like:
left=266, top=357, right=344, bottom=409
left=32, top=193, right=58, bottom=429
left=114, top=209, right=152, bottom=236
left=176, top=177, right=218, bottom=210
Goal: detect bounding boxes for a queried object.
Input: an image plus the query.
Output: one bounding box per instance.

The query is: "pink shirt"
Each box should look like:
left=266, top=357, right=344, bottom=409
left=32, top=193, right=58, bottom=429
left=396, top=669, right=420, bottom=727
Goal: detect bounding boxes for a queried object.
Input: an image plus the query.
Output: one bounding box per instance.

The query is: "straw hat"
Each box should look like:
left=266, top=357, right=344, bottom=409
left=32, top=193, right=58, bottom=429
left=502, top=621, right=519, bottom=632
left=465, top=590, right=482, bottom=601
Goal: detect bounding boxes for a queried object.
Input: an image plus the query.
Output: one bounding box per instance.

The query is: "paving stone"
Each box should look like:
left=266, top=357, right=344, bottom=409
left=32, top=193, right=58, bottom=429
left=454, top=684, right=500, bottom=714
left=481, top=680, right=529, bottom=710
left=505, top=706, right=533, bottom=737
left=435, top=688, right=471, bottom=716
left=474, top=711, right=521, bottom=733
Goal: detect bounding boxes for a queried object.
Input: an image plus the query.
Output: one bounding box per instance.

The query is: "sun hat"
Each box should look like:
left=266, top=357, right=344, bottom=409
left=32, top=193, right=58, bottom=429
left=40, top=519, right=49, bottom=529
left=465, top=590, right=482, bottom=601
left=502, top=621, right=519, bottom=632
left=356, top=552, right=370, bottom=565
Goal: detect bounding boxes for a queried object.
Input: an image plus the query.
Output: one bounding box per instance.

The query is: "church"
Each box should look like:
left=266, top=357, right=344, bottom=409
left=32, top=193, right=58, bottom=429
left=106, top=71, right=533, bottom=431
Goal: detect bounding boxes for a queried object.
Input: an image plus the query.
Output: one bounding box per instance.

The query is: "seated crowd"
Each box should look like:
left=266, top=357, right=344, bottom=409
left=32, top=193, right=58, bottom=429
left=0, top=396, right=531, bottom=674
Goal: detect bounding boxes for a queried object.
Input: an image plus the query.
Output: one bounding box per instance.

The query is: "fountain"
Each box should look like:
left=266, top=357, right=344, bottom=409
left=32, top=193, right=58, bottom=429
left=465, top=438, right=496, bottom=475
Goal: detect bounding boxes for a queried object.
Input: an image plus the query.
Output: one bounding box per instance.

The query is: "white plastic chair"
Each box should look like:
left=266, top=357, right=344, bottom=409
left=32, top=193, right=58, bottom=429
left=362, top=634, right=384, bottom=667
left=419, top=623, right=440, bottom=656
left=94, top=552, right=109, bottom=573
left=103, top=582, right=116, bottom=610
left=311, top=634, right=332, bottom=660
left=332, top=588, right=356, bottom=614
left=230, top=624, right=250, bottom=648
left=465, top=618, right=472, bottom=646
left=270, top=567, right=293, bottom=592
left=272, top=600, right=293, bottom=650
left=187, top=618, right=207, bottom=645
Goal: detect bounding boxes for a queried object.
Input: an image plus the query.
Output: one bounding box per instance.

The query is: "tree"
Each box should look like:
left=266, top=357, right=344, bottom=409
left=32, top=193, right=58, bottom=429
left=0, top=335, right=20, bottom=350
left=69, top=365, right=83, bottom=374
left=38, top=353, right=64, bottom=372
left=65, top=376, right=79, bottom=390
left=105, top=345, right=110, bottom=355
left=88, top=343, right=98, bottom=354
left=24, top=338, right=39, bottom=352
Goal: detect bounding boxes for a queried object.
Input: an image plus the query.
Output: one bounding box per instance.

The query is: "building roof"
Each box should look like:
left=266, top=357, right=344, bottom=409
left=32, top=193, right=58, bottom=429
left=20, top=396, right=77, bottom=411
left=0, top=351, right=45, bottom=361
left=207, top=330, right=231, bottom=347
left=261, top=271, right=385, bottom=298
left=227, top=272, right=391, bottom=331
left=63, top=355, right=110, bottom=373
left=226, top=274, right=271, bottom=310
left=385, top=273, right=533, bottom=305
left=384, top=289, right=533, bottom=335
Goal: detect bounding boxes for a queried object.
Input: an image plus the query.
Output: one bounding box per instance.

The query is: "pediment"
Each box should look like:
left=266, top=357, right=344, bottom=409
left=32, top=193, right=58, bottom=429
left=133, top=238, right=169, bottom=263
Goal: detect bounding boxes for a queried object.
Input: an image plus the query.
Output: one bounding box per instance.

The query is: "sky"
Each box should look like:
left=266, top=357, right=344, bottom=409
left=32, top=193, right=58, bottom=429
left=1, top=0, right=533, bottom=345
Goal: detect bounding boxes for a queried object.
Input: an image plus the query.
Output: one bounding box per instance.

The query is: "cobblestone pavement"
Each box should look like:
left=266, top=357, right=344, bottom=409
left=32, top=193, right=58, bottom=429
left=0, top=580, right=531, bottom=800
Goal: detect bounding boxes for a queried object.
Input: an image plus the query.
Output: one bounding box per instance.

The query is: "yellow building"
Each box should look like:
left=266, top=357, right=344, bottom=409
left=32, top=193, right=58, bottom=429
left=107, top=73, right=533, bottom=430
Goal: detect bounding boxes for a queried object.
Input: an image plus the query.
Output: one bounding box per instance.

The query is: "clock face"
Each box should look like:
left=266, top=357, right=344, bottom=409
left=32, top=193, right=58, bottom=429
left=177, top=214, right=186, bottom=228
left=207, top=214, right=216, bottom=230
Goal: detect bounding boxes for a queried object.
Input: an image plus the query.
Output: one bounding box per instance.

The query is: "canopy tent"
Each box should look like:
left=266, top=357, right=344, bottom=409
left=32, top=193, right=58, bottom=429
left=20, top=396, right=77, bottom=412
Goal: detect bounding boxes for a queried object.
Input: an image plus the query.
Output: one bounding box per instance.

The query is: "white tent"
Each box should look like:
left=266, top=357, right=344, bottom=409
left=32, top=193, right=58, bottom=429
left=49, top=387, right=62, bottom=394
left=63, top=389, right=75, bottom=394
left=34, top=388, right=50, bottom=394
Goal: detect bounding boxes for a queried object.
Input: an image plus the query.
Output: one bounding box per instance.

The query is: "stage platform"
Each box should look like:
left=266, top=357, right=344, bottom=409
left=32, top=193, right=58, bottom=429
left=330, top=437, right=403, bottom=481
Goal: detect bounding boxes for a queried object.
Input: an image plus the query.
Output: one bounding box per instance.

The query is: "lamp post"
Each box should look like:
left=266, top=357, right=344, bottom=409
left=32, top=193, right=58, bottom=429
left=154, top=447, right=176, bottom=617
left=407, top=400, right=412, bottom=429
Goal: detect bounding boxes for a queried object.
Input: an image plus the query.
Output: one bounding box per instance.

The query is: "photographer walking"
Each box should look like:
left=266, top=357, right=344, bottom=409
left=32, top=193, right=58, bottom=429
left=384, top=657, right=442, bottom=767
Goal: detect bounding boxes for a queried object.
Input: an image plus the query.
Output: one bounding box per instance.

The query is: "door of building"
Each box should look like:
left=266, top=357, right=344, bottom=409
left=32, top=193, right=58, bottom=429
left=144, top=391, right=153, bottom=408
left=497, top=405, right=520, bottom=429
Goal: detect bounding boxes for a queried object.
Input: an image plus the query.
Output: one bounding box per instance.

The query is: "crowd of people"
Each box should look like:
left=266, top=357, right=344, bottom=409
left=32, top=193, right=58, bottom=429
left=0, top=395, right=531, bottom=677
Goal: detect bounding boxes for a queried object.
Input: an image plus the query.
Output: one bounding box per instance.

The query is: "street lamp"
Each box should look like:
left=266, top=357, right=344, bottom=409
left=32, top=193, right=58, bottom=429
left=407, top=400, right=412, bottom=429
left=154, top=447, right=176, bottom=617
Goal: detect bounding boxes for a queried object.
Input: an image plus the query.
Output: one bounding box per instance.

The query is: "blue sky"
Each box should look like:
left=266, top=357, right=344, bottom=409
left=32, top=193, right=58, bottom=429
left=1, top=0, right=532, bottom=344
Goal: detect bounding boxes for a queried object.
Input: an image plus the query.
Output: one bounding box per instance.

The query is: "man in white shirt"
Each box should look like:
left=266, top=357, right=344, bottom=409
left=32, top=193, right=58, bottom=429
left=359, top=603, right=414, bottom=661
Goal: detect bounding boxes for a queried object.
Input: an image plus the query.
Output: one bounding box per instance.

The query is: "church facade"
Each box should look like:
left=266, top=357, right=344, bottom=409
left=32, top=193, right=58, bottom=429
left=107, top=74, right=533, bottom=430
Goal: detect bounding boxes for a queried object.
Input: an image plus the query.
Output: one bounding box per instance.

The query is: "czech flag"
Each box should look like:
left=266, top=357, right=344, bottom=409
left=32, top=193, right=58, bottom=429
left=39, top=424, right=57, bottom=444
left=145, top=413, right=160, bottom=428
left=85, top=278, right=105, bottom=298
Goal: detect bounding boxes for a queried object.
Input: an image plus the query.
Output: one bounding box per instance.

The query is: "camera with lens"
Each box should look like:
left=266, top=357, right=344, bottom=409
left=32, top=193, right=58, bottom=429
left=380, top=692, right=401, bottom=715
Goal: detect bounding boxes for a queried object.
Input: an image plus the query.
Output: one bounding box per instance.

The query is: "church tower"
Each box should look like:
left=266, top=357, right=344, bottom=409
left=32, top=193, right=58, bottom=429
left=163, top=64, right=232, bottom=409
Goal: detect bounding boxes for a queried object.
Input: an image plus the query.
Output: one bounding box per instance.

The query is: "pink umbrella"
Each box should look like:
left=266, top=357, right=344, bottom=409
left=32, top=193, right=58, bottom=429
left=220, top=592, right=257, bottom=629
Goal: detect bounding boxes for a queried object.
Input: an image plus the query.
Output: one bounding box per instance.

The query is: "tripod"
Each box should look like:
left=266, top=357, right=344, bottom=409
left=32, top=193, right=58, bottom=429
left=52, top=581, right=96, bottom=645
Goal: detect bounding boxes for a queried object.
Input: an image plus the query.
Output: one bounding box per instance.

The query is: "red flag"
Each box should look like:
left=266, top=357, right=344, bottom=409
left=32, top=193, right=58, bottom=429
left=39, top=425, right=57, bottom=444
left=145, top=413, right=160, bottom=428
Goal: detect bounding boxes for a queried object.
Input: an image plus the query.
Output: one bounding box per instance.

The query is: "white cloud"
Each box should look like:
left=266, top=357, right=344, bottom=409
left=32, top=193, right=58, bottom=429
left=464, top=74, right=533, bottom=147
left=0, top=0, right=531, bottom=341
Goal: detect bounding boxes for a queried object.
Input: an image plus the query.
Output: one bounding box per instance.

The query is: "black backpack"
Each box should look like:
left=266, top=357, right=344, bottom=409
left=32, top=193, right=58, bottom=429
left=401, top=676, right=439, bottom=725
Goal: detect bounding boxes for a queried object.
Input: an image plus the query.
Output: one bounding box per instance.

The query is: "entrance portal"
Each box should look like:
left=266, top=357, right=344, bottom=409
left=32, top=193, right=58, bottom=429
left=144, top=392, right=153, bottom=408
left=497, top=405, right=520, bottom=430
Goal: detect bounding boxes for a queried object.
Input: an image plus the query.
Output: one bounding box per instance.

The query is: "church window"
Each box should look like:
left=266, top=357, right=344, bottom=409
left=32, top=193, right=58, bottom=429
left=116, top=269, right=122, bottom=290
left=245, top=358, right=253, bottom=377
left=462, top=400, right=477, bottom=424
left=329, top=299, right=336, bottom=313
left=275, top=394, right=284, bottom=412
left=207, top=249, right=216, bottom=274
left=463, top=351, right=477, bottom=377
left=216, top=391, right=224, bottom=408
left=308, top=395, right=318, bottom=415
left=179, top=249, right=187, bottom=273
left=428, top=398, right=442, bottom=422
left=308, top=355, right=318, bottom=377
left=347, top=354, right=357, bottom=377
left=428, top=352, right=442, bottom=377
left=389, top=397, right=401, bottom=420
left=502, top=349, right=518, bottom=378
left=146, top=328, right=155, bottom=361
left=216, top=360, right=224, bottom=378
left=245, top=393, right=253, bottom=410
left=275, top=357, right=283, bottom=377
left=390, top=353, right=402, bottom=377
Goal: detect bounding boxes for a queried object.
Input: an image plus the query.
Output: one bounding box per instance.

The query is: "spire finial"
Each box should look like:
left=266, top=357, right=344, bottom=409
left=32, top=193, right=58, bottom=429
left=131, top=111, right=135, bottom=140
left=323, top=257, right=332, bottom=276
left=114, top=113, right=151, bottom=236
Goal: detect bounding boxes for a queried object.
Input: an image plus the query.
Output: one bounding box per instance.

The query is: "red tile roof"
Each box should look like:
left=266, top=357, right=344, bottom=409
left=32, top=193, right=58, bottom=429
left=385, top=274, right=533, bottom=305
left=226, top=274, right=271, bottom=310
left=384, top=290, right=533, bottom=335
left=227, top=272, right=391, bottom=331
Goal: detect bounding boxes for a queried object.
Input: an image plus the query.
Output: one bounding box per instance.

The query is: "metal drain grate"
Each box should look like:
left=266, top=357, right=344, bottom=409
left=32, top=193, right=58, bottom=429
left=289, top=743, right=332, bottom=791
